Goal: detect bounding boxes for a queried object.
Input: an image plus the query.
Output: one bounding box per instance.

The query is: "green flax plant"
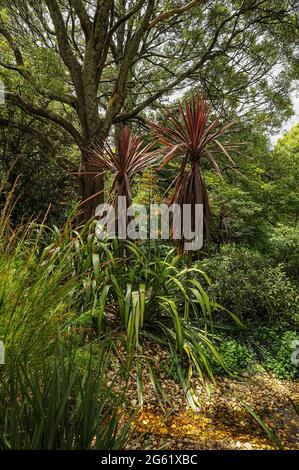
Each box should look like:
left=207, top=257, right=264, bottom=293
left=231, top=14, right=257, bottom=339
left=91, top=239, right=242, bottom=407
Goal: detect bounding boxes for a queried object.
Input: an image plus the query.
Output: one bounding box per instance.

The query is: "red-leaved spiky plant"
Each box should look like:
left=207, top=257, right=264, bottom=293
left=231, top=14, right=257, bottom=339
left=85, top=126, right=160, bottom=230
left=150, top=95, right=237, bottom=254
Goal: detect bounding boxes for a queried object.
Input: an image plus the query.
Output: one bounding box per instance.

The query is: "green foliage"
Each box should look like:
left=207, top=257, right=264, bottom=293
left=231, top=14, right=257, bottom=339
left=0, top=185, right=133, bottom=450
left=206, top=171, right=269, bottom=248
left=0, top=125, right=76, bottom=226
left=207, top=327, right=299, bottom=380
left=209, top=338, right=254, bottom=376
left=0, top=1, right=298, bottom=450
left=256, top=125, right=299, bottom=227
left=202, top=245, right=299, bottom=327
left=203, top=123, right=299, bottom=256
left=83, top=239, right=240, bottom=406
left=0, top=224, right=81, bottom=359
left=0, top=181, right=236, bottom=409
left=265, top=225, right=299, bottom=278
left=246, top=327, right=299, bottom=380
left=0, top=343, right=130, bottom=450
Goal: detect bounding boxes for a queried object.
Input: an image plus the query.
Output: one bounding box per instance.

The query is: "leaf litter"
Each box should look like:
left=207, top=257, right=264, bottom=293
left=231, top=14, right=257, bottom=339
left=107, top=340, right=299, bottom=450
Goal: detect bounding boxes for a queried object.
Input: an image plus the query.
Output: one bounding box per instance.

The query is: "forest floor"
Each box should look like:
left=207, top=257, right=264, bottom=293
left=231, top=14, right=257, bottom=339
left=109, top=341, right=299, bottom=450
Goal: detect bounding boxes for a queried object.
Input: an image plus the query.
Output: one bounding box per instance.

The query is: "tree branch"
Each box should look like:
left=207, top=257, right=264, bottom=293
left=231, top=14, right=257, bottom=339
left=45, top=0, right=88, bottom=137
left=69, top=0, right=92, bottom=39
left=148, top=0, right=203, bottom=29
left=114, top=1, right=264, bottom=123
left=45, top=0, right=81, bottom=74
left=0, top=22, right=24, bottom=66
left=107, top=0, right=155, bottom=118
left=6, top=93, right=83, bottom=146
left=0, top=59, right=77, bottom=108
left=109, top=0, right=146, bottom=36
left=113, top=48, right=222, bottom=123
left=92, top=0, right=113, bottom=50
left=0, top=116, right=57, bottom=151
left=0, top=19, right=78, bottom=108
left=0, top=116, right=77, bottom=172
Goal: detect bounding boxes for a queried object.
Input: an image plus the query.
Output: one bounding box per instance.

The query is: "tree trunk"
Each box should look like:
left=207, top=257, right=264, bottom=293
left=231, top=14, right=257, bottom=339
left=77, top=149, right=104, bottom=224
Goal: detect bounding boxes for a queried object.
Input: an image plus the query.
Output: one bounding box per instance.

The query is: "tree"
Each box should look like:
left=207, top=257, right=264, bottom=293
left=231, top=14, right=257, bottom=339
left=0, top=109, right=76, bottom=225
left=0, top=0, right=298, bottom=221
left=88, top=125, right=159, bottom=208
left=262, top=123, right=299, bottom=226
left=150, top=94, right=236, bottom=253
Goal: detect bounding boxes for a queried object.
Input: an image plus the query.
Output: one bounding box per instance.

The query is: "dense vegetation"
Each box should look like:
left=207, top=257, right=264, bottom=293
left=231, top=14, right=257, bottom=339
left=0, top=0, right=298, bottom=452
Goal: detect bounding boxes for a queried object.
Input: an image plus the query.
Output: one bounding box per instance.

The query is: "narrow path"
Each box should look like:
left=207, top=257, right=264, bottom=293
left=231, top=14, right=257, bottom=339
left=109, top=342, right=299, bottom=450
left=128, top=374, right=299, bottom=450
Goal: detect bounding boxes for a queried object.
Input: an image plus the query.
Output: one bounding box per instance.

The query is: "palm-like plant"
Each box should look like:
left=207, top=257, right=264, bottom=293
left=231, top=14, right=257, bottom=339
left=88, top=126, right=160, bottom=209
left=150, top=95, right=238, bottom=253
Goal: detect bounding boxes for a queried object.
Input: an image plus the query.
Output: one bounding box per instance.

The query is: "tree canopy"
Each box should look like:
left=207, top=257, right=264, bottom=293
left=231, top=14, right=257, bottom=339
left=0, top=0, right=298, bottom=219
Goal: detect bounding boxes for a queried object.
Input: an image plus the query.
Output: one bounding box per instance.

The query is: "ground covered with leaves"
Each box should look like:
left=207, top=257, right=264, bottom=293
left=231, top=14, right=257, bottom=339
left=109, top=342, right=299, bottom=451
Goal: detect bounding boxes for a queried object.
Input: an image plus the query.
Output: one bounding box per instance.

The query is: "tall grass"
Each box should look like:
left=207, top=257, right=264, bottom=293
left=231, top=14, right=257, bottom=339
left=0, top=342, right=130, bottom=449
left=0, top=181, right=131, bottom=450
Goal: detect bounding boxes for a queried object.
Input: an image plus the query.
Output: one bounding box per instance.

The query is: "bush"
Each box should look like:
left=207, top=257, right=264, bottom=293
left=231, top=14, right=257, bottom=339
left=0, top=223, right=83, bottom=359
left=0, top=130, right=76, bottom=226
left=88, top=240, right=240, bottom=406
left=265, top=225, right=299, bottom=279
left=207, top=328, right=299, bottom=380
left=0, top=204, right=236, bottom=409
left=201, top=245, right=299, bottom=327
left=245, top=327, right=299, bottom=380
left=209, top=338, right=254, bottom=376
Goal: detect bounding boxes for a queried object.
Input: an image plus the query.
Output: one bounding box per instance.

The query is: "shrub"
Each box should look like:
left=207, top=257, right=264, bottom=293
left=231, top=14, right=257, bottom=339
left=0, top=214, right=237, bottom=408
left=0, top=224, right=83, bottom=359
left=0, top=180, right=238, bottom=408
left=265, top=225, right=299, bottom=279
left=201, top=245, right=299, bottom=327
left=246, top=327, right=299, bottom=380
left=0, top=133, right=75, bottom=226
left=209, top=338, right=254, bottom=376
left=206, top=328, right=299, bottom=380
left=86, top=240, right=241, bottom=406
